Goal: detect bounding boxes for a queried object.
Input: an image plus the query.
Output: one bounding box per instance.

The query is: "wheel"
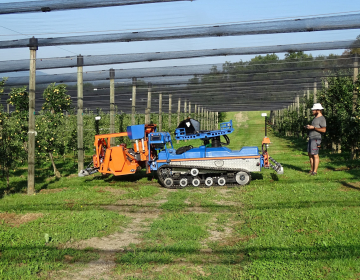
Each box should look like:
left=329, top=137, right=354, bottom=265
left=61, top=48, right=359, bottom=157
left=217, top=177, right=226, bottom=186
left=235, top=171, right=250, bottom=185
left=204, top=177, right=213, bottom=187
left=78, top=170, right=89, bottom=177
left=179, top=178, right=188, bottom=188
left=192, top=177, right=201, bottom=187
left=190, top=168, right=199, bottom=176
left=164, top=178, right=174, bottom=188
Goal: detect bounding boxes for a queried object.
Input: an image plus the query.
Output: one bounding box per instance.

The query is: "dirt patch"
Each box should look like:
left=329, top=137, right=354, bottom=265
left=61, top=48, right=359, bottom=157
left=93, top=186, right=127, bottom=196
left=234, top=112, right=249, bottom=128
left=57, top=212, right=159, bottom=280
left=66, top=213, right=156, bottom=251
left=39, top=188, right=67, bottom=194
left=214, top=200, right=241, bottom=207
left=0, top=213, right=43, bottom=227
left=217, top=188, right=232, bottom=196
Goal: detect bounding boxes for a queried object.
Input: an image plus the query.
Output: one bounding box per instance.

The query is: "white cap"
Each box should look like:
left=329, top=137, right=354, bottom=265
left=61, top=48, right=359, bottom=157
left=311, top=103, right=324, bottom=110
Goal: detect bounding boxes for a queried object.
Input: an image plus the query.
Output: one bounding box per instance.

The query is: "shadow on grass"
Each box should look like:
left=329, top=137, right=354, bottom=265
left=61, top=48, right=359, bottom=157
left=250, top=199, right=360, bottom=210
left=0, top=202, right=240, bottom=213
left=1, top=243, right=360, bottom=268
left=281, top=163, right=307, bottom=173
left=340, top=181, right=360, bottom=191
left=251, top=173, right=263, bottom=181
left=270, top=173, right=279, bottom=181
left=118, top=243, right=360, bottom=263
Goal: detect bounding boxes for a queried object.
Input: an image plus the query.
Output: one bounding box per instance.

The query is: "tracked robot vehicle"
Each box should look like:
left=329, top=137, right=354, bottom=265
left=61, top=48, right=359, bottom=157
left=80, top=117, right=283, bottom=188
left=147, top=118, right=283, bottom=189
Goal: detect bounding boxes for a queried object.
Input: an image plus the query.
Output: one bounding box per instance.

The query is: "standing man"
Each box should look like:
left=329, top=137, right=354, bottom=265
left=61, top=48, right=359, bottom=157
left=305, top=103, right=326, bottom=175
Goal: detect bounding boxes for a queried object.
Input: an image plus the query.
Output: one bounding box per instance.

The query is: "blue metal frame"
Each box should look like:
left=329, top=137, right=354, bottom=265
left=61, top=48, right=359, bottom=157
left=147, top=119, right=265, bottom=172
left=174, top=120, right=234, bottom=141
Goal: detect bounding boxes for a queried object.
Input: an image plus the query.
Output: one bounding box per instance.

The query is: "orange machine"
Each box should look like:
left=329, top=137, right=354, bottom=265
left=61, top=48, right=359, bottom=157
left=83, top=124, right=157, bottom=176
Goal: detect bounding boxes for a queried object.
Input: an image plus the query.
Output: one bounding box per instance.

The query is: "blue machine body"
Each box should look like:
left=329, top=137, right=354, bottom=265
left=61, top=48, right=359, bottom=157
left=127, top=124, right=145, bottom=140
left=148, top=120, right=264, bottom=172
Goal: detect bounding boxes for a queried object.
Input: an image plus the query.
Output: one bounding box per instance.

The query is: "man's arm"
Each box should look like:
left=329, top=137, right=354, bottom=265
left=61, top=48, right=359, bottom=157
left=307, top=125, right=326, bottom=133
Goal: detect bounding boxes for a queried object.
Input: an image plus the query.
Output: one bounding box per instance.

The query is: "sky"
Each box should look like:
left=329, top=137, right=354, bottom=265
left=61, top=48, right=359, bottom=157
left=1, top=0, right=360, bottom=77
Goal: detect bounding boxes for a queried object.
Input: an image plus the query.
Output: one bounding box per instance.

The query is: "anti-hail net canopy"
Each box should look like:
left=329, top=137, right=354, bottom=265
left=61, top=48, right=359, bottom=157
left=1, top=54, right=357, bottom=113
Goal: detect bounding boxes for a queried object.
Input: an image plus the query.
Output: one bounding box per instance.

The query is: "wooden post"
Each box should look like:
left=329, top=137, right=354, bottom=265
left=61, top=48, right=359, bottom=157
left=201, top=107, right=204, bottom=130
left=303, top=90, right=306, bottom=117
left=351, top=54, right=359, bottom=159
left=158, top=93, right=162, bottom=131
left=212, top=112, right=215, bottom=129
left=184, top=100, right=187, bottom=119
left=307, top=88, right=310, bottom=120
left=145, top=83, right=152, bottom=125
left=177, top=98, right=181, bottom=144
left=76, top=55, right=84, bottom=174
left=194, top=104, right=197, bottom=120
left=168, top=94, right=172, bottom=132
left=295, top=95, right=299, bottom=115
left=109, top=68, right=115, bottom=146
left=131, top=77, right=137, bottom=125
left=7, top=104, right=9, bottom=114
left=188, top=102, right=191, bottom=118
left=198, top=107, right=201, bottom=129
left=27, top=37, right=37, bottom=195
left=206, top=110, right=209, bottom=130
left=215, top=112, right=218, bottom=129
left=313, top=81, right=317, bottom=103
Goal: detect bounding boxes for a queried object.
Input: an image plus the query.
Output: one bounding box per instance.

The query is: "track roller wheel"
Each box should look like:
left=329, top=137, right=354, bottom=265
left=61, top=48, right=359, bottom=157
left=192, top=177, right=201, bottom=187
left=217, top=177, right=226, bottom=186
left=179, top=178, right=188, bottom=188
left=235, top=171, right=250, bottom=185
left=164, top=178, right=174, bottom=188
left=204, top=177, right=213, bottom=187
left=190, top=168, right=199, bottom=176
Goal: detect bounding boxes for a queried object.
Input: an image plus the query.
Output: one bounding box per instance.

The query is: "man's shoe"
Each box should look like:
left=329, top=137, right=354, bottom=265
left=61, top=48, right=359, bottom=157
left=311, top=172, right=317, bottom=176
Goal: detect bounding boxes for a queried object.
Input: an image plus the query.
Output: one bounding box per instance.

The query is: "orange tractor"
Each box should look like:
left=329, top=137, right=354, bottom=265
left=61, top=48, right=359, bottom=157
left=78, top=124, right=157, bottom=177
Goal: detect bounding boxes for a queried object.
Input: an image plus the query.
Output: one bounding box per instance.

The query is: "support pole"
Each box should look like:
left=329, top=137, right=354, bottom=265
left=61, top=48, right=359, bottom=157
left=198, top=106, right=201, bottom=124
left=295, top=95, right=299, bottom=115
left=215, top=112, right=218, bottom=129
left=313, top=81, right=317, bottom=103
left=184, top=100, right=187, bottom=119
left=201, top=107, right=204, bottom=130
left=177, top=98, right=181, bottom=144
left=158, top=93, right=162, bottom=131
left=206, top=110, right=209, bottom=130
left=188, top=102, right=191, bottom=118
left=307, top=88, right=310, bottom=120
left=77, top=55, right=84, bottom=173
left=109, top=68, right=115, bottom=146
left=27, top=37, right=37, bottom=195
left=145, top=83, right=152, bottom=125
left=194, top=104, right=197, bottom=120
left=351, top=54, right=359, bottom=159
left=168, top=94, right=172, bottom=132
left=131, top=77, right=137, bottom=125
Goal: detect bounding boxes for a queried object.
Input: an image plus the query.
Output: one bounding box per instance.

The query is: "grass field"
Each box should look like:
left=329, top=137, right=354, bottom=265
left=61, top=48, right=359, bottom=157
left=1, top=111, right=360, bottom=279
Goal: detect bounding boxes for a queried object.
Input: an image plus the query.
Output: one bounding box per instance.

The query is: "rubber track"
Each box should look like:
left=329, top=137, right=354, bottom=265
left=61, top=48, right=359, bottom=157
left=157, top=164, right=251, bottom=189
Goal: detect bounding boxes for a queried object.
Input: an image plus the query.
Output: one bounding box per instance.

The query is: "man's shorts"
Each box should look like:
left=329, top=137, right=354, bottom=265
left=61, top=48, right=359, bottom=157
left=307, top=139, right=321, bottom=155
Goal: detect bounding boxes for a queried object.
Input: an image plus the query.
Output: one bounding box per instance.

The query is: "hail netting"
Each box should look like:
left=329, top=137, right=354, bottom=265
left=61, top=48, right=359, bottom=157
left=1, top=40, right=360, bottom=73
left=3, top=55, right=357, bottom=86
left=0, top=0, right=192, bottom=15
left=1, top=13, right=360, bottom=49
left=1, top=54, right=357, bottom=113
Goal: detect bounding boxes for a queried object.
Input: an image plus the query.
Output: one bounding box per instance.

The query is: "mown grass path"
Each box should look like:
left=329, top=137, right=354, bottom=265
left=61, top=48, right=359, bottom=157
left=0, top=112, right=360, bottom=279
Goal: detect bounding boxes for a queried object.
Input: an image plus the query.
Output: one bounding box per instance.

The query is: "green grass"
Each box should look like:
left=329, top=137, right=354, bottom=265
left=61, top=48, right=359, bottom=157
left=1, top=111, right=360, bottom=279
